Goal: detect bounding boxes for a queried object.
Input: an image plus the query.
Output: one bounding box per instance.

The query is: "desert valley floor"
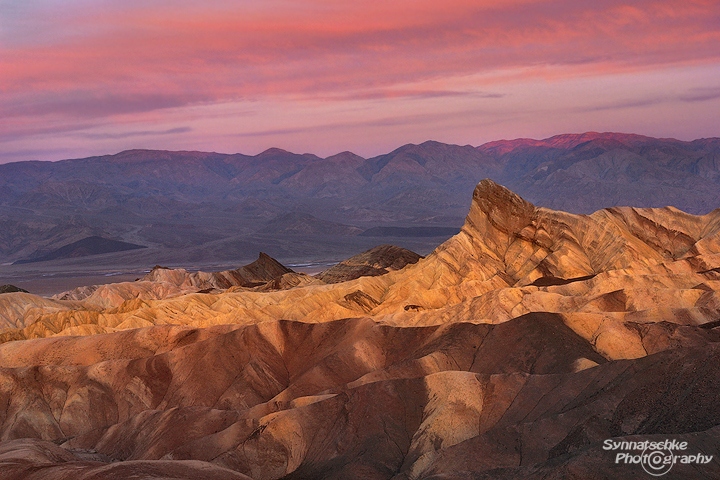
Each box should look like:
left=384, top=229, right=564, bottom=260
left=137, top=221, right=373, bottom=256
left=1, top=180, right=720, bottom=479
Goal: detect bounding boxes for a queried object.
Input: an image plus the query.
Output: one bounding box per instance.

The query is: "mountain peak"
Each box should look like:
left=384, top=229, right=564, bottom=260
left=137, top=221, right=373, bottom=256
left=325, top=151, right=365, bottom=162
left=470, top=179, right=536, bottom=234
left=256, top=147, right=292, bottom=157
left=237, top=252, right=294, bottom=282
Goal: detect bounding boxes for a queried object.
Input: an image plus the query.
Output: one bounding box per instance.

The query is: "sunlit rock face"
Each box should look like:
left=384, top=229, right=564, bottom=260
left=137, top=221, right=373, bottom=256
left=2, top=179, right=720, bottom=479
left=5, top=179, right=720, bottom=343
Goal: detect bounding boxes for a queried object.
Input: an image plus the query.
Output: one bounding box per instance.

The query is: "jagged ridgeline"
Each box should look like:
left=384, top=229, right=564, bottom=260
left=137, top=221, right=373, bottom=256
left=1, top=179, right=720, bottom=478
left=1, top=133, right=719, bottom=267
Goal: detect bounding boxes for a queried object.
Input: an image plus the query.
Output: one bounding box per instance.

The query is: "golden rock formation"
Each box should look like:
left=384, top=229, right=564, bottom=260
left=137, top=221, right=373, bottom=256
left=2, top=180, right=720, bottom=478
left=2, top=180, right=719, bottom=359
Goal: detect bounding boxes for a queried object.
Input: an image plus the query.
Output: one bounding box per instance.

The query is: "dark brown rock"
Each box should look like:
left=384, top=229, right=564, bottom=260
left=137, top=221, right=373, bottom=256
left=317, top=244, right=422, bottom=284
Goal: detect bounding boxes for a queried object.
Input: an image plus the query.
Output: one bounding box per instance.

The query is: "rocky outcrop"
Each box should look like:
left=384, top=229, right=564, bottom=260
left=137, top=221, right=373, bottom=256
left=451, top=178, right=720, bottom=285
left=51, top=252, right=295, bottom=307
left=141, top=252, right=294, bottom=289
left=0, top=285, right=28, bottom=294
left=4, top=180, right=720, bottom=347
left=3, top=179, right=720, bottom=477
left=316, top=244, right=422, bottom=283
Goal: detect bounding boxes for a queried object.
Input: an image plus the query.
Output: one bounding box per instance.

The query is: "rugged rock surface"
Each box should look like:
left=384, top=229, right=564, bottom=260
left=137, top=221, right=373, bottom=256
left=6, top=179, right=720, bottom=349
left=50, top=252, right=295, bottom=307
left=0, top=439, right=253, bottom=480
left=0, top=317, right=719, bottom=478
left=1, top=179, right=720, bottom=478
left=0, top=285, right=28, bottom=294
left=141, top=252, right=294, bottom=289
left=317, top=244, right=422, bottom=283
left=0, top=293, right=76, bottom=331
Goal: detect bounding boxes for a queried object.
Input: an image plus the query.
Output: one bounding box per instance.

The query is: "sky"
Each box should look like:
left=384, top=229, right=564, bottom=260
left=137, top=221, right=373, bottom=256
left=1, top=0, right=719, bottom=162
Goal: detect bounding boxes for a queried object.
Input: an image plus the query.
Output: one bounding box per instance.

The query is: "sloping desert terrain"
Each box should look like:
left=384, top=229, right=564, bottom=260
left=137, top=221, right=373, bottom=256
left=1, top=179, right=720, bottom=478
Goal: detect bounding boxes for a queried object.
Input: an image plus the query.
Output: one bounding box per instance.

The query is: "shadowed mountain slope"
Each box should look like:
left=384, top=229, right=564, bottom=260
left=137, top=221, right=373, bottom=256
left=14, top=236, right=146, bottom=264
left=1, top=133, right=719, bottom=268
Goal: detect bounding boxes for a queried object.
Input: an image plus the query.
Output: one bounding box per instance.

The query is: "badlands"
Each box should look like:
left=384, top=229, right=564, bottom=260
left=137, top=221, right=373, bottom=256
left=1, top=179, right=720, bottom=478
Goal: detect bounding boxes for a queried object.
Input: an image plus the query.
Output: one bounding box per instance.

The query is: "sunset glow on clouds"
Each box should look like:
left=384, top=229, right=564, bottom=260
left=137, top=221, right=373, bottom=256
left=1, top=0, right=719, bottom=161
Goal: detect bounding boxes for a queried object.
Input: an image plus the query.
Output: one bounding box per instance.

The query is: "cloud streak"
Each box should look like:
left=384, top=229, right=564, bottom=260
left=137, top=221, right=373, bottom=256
left=0, top=0, right=718, bottom=160
left=576, top=85, right=720, bottom=113
left=79, top=127, right=192, bottom=140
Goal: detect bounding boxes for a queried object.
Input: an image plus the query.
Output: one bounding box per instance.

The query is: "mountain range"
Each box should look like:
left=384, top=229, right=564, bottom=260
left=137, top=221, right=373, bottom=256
left=1, top=132, right=719, bottom=269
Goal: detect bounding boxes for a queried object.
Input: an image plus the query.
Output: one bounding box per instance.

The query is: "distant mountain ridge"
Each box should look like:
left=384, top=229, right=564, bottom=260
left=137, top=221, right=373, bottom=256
left=0, top=132, right=718, bottom=265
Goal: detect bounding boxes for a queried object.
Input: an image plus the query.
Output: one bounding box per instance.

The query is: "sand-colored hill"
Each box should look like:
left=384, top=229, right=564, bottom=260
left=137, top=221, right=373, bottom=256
left=2, top=179, right=720, bottom=478
left=1, top=316, right=719, bottom=479
left=49, top=252, right=296, bottom=308
left=2, top=180, right=720, bottom=357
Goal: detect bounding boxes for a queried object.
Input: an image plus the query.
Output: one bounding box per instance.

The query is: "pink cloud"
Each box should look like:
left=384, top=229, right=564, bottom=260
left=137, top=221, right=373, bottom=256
left=0, top=0, right=718, bottom=160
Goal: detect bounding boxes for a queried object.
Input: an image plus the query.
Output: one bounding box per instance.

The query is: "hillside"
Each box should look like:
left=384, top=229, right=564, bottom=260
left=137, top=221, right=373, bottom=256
left=1, top=179, right=720, bottom=477
left=14, top=236, right=146, bottom=264
left=1, top=133, right=718, bottom=269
